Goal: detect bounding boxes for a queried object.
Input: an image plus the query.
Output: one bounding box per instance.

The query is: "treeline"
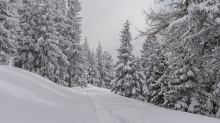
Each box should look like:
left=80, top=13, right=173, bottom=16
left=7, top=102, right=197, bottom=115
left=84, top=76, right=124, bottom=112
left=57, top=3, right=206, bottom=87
left=0, top=0, right=114, bottom=88
left=112, top=0, right=220, bottom=118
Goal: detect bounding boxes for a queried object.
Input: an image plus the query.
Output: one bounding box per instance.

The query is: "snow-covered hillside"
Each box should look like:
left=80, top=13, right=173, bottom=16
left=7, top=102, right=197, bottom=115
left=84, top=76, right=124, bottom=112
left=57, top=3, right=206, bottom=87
left=0, top=66, right=219, bottom=123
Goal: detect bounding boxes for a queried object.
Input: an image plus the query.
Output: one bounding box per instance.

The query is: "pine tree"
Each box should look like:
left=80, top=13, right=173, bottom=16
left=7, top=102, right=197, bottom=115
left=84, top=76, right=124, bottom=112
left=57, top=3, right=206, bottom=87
left=111, top=20, right=145, bottom=99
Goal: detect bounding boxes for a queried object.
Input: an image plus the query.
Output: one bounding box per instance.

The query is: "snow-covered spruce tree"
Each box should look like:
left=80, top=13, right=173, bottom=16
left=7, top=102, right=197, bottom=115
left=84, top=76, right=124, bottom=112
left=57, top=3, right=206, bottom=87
left=165, top=0, right=220, bottom=116
left=7, top=0, right=21, bottom=66
left=134, top=56, right=147, bottom=100
left=82, top=37, right=90, bottom=81
left=15, top=0, right=85, bottom=87
left=64, top=0, right=85, bottom=87
left=162, top=64, right=197, bottom=111
left=145, top=52, right=168, bottom=104
left=141, top=36, right=168, bottom=103
left=33, top=1, right=68, bottom=82
left=0, top=1, right=18, bottom=65
left=83, top=40, right=96, bottom=85
left=213, top=73, right=220, bottom=118
left=140, top=0, right=220, bottom=117
left=95, top=42, right=105, bottom=87
left=87, top=49, right=99, bottom=85
left=103, top=51, right=114, bottom=89
left=77, top=37, right=89, bottom=87
left=15, top=0, right=37, bottom=71
left=111, top=20, right=145, bottom=100
left=16, top=0, right=69, bottom=85
left=53, top=0, right=71, bottom=86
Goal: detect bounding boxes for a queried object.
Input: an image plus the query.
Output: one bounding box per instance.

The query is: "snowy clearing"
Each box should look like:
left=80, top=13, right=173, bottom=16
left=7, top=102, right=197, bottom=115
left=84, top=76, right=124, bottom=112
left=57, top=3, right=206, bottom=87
left=0, top=66, right=219, bottom=123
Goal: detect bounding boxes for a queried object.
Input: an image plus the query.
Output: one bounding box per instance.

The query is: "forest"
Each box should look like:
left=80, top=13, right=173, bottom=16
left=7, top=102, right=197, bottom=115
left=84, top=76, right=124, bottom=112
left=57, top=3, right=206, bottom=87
left=0, top=0, right=220, bottom=119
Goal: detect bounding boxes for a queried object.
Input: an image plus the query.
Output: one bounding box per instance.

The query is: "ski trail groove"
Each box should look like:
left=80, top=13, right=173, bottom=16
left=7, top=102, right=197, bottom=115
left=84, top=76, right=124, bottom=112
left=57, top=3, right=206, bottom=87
left=86, top=91, right=150, bottom=123
left=87, top=92, right=115, bottom=123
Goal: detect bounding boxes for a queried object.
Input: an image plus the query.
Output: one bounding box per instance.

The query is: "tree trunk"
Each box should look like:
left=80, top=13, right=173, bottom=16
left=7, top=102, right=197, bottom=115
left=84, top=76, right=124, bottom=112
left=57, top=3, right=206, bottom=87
left=68, top=64, right=72, bottom=88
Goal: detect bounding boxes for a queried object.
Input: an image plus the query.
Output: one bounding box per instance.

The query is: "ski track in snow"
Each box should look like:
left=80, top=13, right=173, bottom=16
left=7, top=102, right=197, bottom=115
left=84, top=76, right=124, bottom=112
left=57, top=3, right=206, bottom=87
left=88, top=92, right=114, bottom=123
left=85, top=90, right=152, bottom=123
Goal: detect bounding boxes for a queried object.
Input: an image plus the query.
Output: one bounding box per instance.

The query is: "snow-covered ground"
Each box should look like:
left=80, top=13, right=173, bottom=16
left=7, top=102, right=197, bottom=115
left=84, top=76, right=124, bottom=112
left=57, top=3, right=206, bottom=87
left=0, top=66, right=219, bottom=123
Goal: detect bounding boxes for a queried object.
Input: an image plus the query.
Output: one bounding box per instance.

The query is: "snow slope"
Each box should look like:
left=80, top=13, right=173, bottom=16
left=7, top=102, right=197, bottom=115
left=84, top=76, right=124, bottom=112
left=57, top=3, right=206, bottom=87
left=0, top=66, right=219, bottom=123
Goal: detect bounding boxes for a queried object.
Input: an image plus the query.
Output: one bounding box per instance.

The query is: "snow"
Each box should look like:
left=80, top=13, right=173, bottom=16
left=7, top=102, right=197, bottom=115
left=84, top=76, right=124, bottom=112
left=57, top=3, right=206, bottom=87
left=0, top=65, right=220, bottom=123
left=180, top=74, right=187, bottom=81
left=188, top=97, right=199, bottom=113
left=179, top=68, right=185, bottom=74
left=187, top=70, right=195, bottom=78
left=123, top=65, right=132, bottom=72
left=185, top=80, right=194, bottom=88
left=215, top=18, right=220, bottom=23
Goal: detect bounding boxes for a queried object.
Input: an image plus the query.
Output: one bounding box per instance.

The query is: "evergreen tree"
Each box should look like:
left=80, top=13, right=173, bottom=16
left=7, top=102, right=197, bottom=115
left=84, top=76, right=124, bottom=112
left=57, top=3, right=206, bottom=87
left=146, top=53, right=168, bottom=104
left=35, top=1, right=67, bottom=82
left=103, top=51, right=114, bottom=89
left=0, top=1, right=18, bottom=65
left=82, top=37, right=90, bottom=85
left=53, top=0, right=70, bottom=86
left=140, top=0, right=220, bottom=117
left=65, top=0, right=84, bottom=87
left=2, top=0, right=85, bottom=88
left=87, top=49, right=99, bottom=85
left=96, top=42, right=105, bottom=87
left=15, top=0, right=37, bottom=71
left=111, top=20, right=145, bottom=99
left=141, top=37, right=167, bottom=102
left=16, top=0, right=69, bottom=85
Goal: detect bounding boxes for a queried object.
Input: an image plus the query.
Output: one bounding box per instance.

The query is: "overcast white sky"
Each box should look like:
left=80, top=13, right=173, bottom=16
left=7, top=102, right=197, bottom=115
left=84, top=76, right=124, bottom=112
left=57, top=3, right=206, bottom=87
left=79, top=0, right=156, bottom=60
